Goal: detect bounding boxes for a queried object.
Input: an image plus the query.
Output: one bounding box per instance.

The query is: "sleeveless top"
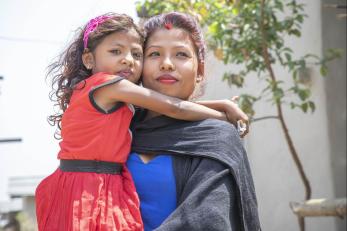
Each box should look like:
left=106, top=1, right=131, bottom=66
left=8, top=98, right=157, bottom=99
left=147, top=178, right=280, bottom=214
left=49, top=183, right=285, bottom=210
left=127, top=153, right=177, bottom=231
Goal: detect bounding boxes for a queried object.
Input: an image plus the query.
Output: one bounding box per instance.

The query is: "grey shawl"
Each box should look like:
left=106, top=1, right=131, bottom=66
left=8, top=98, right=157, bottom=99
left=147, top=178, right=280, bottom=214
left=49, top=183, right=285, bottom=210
left=131, top=114, right=261, bottom=231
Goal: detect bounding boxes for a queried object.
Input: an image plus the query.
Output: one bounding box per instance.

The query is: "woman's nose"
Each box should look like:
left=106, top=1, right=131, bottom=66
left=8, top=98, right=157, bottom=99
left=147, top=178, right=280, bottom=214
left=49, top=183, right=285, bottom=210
left=160, top=57, right=175, bottom=71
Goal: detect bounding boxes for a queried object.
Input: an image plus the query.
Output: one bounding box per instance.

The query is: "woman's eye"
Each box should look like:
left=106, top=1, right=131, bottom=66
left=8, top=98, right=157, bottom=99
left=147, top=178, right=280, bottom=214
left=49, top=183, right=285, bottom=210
left=133, top=52, right=143, bottom=59
left=177, top=52, right=189, bottom=57
left=110, top=49, right=121, bottom=55
left=148, top=51, right=160, bottom=57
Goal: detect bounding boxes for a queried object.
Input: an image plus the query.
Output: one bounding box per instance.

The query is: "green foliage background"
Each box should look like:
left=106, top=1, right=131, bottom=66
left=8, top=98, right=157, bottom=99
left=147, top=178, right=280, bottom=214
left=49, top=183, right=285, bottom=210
left=136, top=0, right=340, bottom=118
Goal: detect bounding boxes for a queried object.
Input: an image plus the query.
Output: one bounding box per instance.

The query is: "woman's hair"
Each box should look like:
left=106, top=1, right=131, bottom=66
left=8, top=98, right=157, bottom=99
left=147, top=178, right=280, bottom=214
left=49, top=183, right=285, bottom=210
left=143, top=12, right=206, bottom=77
left=47, top=13, right=144, bottom=137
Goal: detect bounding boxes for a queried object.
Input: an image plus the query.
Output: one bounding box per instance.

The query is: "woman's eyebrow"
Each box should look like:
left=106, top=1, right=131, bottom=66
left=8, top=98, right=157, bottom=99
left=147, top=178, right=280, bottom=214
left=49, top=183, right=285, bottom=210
left=146, top=45, right=190, bottom=49
left=174, top=45, right=190, bottom=49
left=110, top=42, right=125, bottom=47
left=146, top=45, right=161, bottom=49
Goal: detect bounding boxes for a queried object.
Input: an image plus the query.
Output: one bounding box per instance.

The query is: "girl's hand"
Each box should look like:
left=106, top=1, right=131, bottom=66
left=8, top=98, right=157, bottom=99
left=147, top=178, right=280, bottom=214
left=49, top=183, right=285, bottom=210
left=223, top=97, right=249, bottom=138
left=195, top=97, right=249, bottom=138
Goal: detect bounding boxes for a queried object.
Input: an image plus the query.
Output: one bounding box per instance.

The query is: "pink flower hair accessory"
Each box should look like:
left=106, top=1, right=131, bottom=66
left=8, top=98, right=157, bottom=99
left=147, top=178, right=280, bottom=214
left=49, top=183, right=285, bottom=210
left=83, top=15, right=112, bottom=49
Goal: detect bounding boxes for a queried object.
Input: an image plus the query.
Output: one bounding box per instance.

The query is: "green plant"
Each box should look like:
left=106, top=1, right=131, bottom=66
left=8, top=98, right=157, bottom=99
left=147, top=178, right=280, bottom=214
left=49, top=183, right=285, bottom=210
left=135, top=0, right=341, bottom=230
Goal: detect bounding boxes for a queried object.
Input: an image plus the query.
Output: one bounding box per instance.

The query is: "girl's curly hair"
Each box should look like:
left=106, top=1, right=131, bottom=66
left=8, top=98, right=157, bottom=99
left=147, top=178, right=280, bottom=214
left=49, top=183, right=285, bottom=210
left=47, top=13, right=144, bottom=139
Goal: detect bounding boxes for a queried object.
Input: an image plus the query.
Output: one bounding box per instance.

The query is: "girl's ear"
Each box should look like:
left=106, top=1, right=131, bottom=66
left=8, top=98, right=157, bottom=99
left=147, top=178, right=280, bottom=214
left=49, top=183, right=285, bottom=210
left=82, top=50, right=94, bottom=70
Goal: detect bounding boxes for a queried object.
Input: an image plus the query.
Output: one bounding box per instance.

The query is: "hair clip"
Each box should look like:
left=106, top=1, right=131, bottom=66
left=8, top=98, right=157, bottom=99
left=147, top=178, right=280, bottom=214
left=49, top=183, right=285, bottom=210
left=164, top=22, right=173, bottom=30
left=83, top=15, right=112, bottom=49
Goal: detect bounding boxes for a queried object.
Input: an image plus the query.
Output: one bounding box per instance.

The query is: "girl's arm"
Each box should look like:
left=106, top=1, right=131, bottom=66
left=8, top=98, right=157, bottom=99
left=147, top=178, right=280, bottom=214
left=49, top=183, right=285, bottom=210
left=195, top=99, right=249, bottom=137
left=92, top=77, right=228, bottom=122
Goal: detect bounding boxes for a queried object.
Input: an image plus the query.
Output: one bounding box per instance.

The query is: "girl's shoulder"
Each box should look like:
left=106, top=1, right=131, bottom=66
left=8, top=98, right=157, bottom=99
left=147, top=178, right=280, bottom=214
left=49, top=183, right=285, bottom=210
left=73, top=72, right=122, bottom=93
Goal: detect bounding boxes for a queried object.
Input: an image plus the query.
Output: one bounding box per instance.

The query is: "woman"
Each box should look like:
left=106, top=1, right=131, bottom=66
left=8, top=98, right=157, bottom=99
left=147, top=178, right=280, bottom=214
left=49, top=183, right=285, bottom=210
left=127, top=12, right=261, bottom=231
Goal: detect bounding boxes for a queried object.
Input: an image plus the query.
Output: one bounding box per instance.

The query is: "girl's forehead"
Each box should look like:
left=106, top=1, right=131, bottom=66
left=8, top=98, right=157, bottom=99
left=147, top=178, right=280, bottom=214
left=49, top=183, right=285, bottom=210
left=105, top=29, right=143, bottom=47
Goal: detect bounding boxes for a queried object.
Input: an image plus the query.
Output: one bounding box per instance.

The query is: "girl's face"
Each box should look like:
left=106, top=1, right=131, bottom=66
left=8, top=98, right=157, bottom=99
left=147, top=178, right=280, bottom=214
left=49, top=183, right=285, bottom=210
left=83, top=29, right=143, bottom=84
left=142, top=28, right=200, bottom=100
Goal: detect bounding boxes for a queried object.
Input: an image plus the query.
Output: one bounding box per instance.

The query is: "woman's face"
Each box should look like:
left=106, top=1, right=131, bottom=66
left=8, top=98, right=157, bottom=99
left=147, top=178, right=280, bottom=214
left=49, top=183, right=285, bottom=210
left=142, top=28, right=199, bottom=100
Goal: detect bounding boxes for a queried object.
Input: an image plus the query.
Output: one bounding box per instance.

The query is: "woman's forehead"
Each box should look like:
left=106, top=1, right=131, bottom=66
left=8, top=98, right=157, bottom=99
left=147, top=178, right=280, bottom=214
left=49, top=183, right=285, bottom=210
left=146, top=28, right=194, bottom=48
left=147, top=28, right=191, bottom=44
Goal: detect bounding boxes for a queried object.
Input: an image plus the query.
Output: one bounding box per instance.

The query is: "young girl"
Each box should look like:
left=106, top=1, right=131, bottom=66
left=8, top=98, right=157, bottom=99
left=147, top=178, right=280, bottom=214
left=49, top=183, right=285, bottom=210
left=35, top=13, right=245, bottom=231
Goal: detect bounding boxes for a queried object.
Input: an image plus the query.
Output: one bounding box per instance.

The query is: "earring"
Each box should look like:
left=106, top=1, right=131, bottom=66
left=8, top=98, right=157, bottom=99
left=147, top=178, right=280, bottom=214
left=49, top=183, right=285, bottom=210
left=196, top=75, right=203, bottom=83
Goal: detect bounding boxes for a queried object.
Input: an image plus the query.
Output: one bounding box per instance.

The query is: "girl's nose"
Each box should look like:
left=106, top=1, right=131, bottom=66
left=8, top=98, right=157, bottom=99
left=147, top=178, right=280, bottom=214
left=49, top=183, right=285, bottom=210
left=160, top=57, right=175, bottom=71
left=121, top=53, right=134, bottom=66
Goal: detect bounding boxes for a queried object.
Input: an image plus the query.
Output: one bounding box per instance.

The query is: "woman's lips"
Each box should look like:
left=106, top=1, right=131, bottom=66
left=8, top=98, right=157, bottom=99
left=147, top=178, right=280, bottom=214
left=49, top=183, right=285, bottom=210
left=156, top=74, right=178, bottom=84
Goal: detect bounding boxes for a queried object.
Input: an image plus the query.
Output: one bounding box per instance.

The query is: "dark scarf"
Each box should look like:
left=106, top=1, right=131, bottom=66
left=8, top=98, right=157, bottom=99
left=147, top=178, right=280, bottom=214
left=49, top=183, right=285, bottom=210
left=131, top=113, right=261, bottom=231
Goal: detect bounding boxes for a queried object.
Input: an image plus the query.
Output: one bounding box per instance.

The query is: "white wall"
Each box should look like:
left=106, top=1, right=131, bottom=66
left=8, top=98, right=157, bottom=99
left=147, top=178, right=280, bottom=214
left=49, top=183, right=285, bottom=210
left=0, top=0, right=138, bottom=202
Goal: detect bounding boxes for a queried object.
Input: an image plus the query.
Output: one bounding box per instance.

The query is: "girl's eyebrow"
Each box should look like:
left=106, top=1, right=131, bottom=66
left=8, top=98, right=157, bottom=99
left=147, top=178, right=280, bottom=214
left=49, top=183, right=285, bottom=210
left=110, top=42, right=142, bottom=50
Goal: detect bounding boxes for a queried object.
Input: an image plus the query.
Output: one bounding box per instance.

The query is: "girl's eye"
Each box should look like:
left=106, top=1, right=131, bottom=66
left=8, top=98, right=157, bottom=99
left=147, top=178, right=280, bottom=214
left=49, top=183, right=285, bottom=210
left=177, top=51, right=189, bottom=57
left=133, top=52, right=143, bottom=59
left=110, top=49, right=121, bottom=55
left=148, top=51, right=160, bottom=57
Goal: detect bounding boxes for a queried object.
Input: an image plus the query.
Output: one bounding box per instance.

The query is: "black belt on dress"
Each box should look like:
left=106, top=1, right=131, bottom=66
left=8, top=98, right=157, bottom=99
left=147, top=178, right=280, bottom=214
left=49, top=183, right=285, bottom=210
left=59, top=159, right=123, bottom=175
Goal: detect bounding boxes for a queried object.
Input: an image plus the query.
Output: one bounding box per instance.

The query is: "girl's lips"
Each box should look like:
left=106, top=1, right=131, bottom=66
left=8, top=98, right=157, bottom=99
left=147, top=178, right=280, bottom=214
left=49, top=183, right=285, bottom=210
left=156, top=74, right=178, bottom=84
left=117, top=70, right=133, bottom=78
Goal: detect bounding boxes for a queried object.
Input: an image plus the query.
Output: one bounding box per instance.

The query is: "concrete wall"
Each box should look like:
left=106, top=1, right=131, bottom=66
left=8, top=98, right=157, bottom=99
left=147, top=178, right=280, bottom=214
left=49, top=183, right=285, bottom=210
left=202, top=1, right=344, bottom=230
left=321, top=1, right=347, bottom=230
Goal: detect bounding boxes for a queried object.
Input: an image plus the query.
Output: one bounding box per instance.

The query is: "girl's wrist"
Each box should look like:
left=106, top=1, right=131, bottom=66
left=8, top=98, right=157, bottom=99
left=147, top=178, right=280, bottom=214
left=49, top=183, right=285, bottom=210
left=220, top=111, right=228, bottom=122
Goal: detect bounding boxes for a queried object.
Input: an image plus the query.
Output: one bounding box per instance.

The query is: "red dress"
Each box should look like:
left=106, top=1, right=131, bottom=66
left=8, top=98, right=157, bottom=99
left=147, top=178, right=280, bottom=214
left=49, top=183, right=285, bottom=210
left=35, top=73, right=143, bottom=231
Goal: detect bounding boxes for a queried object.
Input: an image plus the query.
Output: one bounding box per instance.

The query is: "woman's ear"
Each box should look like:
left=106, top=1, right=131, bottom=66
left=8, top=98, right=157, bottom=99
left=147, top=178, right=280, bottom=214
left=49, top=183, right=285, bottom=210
left=196, top=75, right=203, bottom=83
left=82, top=50, right=94, bottom=70
left=197, top=62, right=204, bottom=83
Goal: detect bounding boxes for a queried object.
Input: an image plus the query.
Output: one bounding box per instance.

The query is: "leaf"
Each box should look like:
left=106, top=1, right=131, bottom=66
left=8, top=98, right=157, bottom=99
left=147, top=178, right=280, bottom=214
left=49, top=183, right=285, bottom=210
left=214, top=48, right=224, bottom=60
left=293, top=69, right=298, bottom=81
left=290, top=102, right=296, bottom=109
left=199, top=5, right=208, bottom=18
left=308, top=101, right=316, bottom=112
left=301, top=103, right=308, bottom=113
left=285, top=53, right=292, bottom=62
left=232, top=7, right=239, bottom=15
left=298, top=89, right=310, bottom=101
left=289, top=29, right=301, bottom=37
left=320, top=65, right=328, bottom=77
left=208, top=22, right=219, bottom=35
left=238, top=94, right=258, bottom=117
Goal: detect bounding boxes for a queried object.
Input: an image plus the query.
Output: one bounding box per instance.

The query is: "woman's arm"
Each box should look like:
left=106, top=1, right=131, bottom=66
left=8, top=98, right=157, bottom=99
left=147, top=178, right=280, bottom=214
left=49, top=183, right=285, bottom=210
left=92, top=77, right=228, bottom=122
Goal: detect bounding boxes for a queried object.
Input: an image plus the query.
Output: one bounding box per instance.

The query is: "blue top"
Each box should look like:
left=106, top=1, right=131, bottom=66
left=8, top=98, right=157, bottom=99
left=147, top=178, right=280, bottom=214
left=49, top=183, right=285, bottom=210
left=127, top=152, right=177, bottom=231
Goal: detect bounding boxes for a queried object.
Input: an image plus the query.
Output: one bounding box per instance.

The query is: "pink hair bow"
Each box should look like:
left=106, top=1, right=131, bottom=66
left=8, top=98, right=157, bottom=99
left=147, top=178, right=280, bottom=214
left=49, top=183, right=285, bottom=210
left=83, top=15, right=112, bottom=49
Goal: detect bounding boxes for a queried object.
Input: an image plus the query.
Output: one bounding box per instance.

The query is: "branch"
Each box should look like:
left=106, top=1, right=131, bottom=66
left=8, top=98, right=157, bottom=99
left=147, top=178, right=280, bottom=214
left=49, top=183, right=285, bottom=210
left=337, top=14, right=347, bottom=19
left=323, top=4, right=347, bottom=9
left=290, top=198, right=347, bottom=218
left=260, top=0, right=312, bottom=201
left=252, top=116, right=279, bottom=122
